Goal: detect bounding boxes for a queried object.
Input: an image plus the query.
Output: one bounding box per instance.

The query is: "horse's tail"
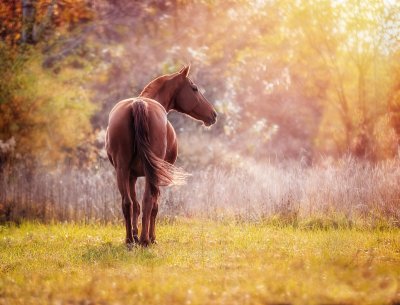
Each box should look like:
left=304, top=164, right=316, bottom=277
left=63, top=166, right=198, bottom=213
left=131, top=100, right=187, bottom=196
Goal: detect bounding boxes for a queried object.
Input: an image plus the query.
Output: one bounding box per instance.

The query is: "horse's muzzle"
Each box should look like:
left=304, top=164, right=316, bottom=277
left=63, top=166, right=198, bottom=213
left=205, top=111, right=217, bottom=126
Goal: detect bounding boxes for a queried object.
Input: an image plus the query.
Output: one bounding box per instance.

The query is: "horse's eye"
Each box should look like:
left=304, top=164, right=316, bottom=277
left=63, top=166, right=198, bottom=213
left=192, top=86, right=198, bottom=92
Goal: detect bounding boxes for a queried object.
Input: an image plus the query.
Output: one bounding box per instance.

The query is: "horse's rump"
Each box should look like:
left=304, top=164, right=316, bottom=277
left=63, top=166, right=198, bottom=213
left=131, top=100, right=187, bottom=195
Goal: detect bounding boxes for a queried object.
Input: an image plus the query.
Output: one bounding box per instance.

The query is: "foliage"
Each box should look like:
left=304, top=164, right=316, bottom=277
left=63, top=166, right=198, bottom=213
left=1, top=0, right=400, bottom=164
left=0, top=0, right=94, bottom=46
left=388, top=50, right=400, bottom=149
left=0, top=45, right=96, bottom=164
left=85, top=0, right=400, bottom=160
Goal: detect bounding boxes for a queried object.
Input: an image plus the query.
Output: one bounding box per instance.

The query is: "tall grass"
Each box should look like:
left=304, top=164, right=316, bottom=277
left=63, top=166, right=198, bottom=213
left=1, top=156, right=399, bottom=227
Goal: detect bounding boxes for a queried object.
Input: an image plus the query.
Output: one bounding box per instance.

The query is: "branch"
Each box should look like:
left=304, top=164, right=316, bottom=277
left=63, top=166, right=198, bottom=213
left=33, top=0, right=57, bottom=43
left=42, top=25, right=94, bottom=68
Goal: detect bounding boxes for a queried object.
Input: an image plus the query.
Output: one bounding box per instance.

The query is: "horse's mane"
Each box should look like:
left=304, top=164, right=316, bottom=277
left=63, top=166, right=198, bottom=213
left=140, top=74, right=176, bottom=97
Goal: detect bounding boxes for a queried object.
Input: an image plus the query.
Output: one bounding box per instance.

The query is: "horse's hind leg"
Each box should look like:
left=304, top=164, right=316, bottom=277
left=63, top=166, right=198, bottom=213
left=116, top=168, right=134, bottom=246
left=140, top=180, right=158, bottom=247
left=129, top=175, right=140, bottom=244
left=149, top=196, right=159, bottom=244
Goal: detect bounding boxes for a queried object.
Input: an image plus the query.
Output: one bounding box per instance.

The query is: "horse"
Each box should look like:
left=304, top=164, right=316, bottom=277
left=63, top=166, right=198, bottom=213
left=105, top=66, right=217, bottom=247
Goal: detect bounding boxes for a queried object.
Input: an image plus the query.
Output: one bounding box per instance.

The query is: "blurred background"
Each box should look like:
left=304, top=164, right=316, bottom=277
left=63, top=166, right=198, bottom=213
left=0, top=0, right=400, bottom=224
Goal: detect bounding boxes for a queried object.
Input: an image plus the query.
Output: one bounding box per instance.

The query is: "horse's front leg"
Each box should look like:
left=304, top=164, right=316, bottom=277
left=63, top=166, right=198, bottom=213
left=140, top=181, right=158, bottom=247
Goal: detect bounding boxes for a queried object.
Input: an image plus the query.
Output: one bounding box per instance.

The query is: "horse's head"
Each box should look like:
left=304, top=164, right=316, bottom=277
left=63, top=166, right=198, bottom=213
left=173, top=66, right=217, bottom=126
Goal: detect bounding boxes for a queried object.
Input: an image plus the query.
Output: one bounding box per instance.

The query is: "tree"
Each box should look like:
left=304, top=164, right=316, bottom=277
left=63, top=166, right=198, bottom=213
left=388, top=50, right=400, bottom=151
left=287, top=0, right=400, bottom=159
left=0, top=46, right=96, bottom=164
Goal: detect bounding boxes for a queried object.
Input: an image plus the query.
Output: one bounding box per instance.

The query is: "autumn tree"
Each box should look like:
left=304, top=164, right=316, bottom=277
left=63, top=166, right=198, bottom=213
left=388, top=50, right=400, bottom=151
left=289, top=0, right=400, bottom=159
left=0, top=0, right=96, bottom=165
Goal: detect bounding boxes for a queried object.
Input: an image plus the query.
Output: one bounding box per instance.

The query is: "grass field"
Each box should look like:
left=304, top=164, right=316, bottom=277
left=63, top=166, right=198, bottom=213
left=1, top=220, right=399, bottom=305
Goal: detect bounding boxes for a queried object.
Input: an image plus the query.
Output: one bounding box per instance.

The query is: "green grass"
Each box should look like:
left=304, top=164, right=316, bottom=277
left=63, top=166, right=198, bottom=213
left=0, top=220, right=399, bottom=305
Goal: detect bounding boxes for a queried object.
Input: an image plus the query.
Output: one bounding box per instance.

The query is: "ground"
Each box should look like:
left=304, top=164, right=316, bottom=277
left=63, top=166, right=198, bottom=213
left=0, top=220, right=399, bottom=305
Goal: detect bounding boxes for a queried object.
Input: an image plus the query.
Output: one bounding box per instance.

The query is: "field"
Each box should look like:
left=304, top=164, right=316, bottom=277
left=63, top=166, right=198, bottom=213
left=1, top=158, right=400, bottom=305
left=1, top=220, right=400, bottom=305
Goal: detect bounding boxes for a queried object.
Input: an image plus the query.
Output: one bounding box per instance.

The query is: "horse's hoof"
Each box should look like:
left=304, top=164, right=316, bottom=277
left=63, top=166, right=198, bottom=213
left=126, top=242, right=135, bottom=251
left=139, top=239, right=150, bottom=247
left=151, top=239, right=158, bottom=245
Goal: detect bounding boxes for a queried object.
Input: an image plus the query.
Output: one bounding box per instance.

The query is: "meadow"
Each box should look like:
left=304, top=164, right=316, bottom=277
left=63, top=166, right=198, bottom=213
left=1, top=156, right=400, bottom=304
left=1, top=220, right=400, bottom=305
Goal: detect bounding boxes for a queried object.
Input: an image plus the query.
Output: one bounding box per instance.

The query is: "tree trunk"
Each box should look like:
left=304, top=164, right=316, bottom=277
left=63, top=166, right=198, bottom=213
left=34, top=0, right=56, bottom=42
left=21, top=0, right=37, bottom=44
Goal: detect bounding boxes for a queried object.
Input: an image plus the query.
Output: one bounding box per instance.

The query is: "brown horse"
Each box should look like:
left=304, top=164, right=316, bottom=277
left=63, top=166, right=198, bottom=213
left=105, top=66, right=217, bottom=247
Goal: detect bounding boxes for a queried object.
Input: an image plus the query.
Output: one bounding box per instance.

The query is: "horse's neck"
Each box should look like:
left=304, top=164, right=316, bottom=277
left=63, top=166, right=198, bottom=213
left=140, top=81, right=176, bottom=112
left=144, top=92, right=171, bottom=111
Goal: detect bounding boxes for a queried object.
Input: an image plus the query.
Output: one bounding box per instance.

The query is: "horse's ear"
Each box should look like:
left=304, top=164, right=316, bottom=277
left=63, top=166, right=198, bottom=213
left=179, top=65, right=190, bottom=77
